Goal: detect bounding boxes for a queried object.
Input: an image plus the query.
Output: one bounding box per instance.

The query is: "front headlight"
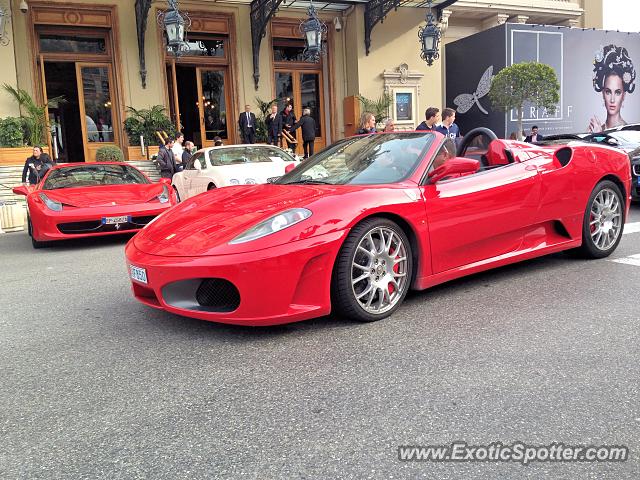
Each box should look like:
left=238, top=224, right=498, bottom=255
left=229, top=178, right=240, bottom=185
left=39, top=192, right=62, bottom=211
left=229, top=208, right=312, bottom=244
left=158, top=185, right=170, bottom=203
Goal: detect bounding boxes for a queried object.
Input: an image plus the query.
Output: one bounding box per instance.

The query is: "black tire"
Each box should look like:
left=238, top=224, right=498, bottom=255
left=173, top=186, right=181, bottom=202
left=27, top=215, right=32, bottom=237
left=577, top=180, right=624, bottom=258
left=29, top=219, right=50, bottom=249
left=331, top=217, right=413, bottom=322
left=207, top=183, right=216, bottom=191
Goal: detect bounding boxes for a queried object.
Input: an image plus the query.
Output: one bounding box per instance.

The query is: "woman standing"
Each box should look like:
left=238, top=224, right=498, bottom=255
left=588, top=44, right=636, bottom=132
left=356, top=112, right=376, bottom=135
left=280, top=103, right=297, bottom=152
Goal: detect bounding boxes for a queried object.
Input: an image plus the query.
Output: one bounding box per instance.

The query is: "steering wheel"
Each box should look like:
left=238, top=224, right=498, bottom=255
left=456, top=127, right=499, bottom=158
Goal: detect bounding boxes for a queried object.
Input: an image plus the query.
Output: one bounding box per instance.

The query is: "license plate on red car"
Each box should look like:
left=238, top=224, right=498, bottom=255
left=130, top=265, right=148, bottom=284
left=103, top=215, right=130, bottom=225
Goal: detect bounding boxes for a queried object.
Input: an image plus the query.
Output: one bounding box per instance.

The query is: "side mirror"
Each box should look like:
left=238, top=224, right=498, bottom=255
left=428, top=157, right=480, bottom=183
left=12, top=185, right=30, bottom=196
left=158, top=177, right=172, bottom=185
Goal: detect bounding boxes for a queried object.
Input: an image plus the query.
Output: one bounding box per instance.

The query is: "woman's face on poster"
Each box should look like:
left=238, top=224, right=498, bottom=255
left=603, top=74, right=625, bottom=116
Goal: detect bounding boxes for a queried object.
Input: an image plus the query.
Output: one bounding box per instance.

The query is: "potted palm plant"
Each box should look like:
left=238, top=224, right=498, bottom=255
left=123, top=105, right=177, bottom=161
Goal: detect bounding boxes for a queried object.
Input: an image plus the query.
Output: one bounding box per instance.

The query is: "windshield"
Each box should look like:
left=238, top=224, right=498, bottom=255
left=276, top=133, right=434, bottom=185
left=209, top=146, right=295, bottom=166
left=43, top=164, right=149, bottom=190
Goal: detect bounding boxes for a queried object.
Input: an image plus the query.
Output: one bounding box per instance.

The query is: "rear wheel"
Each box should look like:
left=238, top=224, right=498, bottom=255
left=332, top=218, right=412, bottom=322
left=578, top=180, right=624, bottom=258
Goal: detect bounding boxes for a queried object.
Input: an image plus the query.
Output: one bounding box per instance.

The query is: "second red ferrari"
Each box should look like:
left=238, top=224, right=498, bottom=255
left=13, top=162, right=177, bottom=248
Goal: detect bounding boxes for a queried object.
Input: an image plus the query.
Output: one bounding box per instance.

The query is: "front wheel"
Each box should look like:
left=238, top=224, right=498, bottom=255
left=578, top=180, right=624, bottom=258
left=332, top=218, right=413, bottom=322
left=207, top=183, right=217, bottom=191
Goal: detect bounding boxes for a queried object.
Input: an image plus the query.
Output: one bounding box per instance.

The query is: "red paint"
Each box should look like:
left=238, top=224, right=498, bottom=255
left=125, top=135, right=631, bottom=326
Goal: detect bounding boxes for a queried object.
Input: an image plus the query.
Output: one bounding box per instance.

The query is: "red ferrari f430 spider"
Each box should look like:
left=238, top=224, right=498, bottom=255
left=125, top=129, right=631, bottom=326
left=13, top=162, right=177, bottom=248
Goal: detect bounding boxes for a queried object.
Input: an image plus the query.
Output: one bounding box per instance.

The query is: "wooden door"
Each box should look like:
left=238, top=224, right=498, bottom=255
left=75, top=63, right=119, bottom=162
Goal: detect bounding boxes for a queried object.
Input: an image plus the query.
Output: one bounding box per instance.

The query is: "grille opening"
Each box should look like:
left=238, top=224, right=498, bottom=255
left=195, top=279, right=240, bottom=312
left=58, top=220, right=102, bottom=233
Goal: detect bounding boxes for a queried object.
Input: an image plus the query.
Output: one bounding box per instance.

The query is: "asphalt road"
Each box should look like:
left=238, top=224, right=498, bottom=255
left=1, top=206, right=640, bottom=479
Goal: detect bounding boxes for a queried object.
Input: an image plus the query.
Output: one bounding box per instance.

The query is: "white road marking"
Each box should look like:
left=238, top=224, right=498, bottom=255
left=611, top=254, right=640, bottom=267
left=624, top=222, right=640, bottom=235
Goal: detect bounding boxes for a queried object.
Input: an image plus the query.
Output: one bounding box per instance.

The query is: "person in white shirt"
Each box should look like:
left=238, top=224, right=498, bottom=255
left=171, top=133, right=185, bottom=170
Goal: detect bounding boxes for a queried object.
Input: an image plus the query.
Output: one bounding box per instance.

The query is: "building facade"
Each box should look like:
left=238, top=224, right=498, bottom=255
left=0, top=0, right=602, bottom=163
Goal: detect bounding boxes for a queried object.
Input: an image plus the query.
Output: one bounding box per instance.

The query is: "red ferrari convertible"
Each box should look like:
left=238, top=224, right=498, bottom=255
left=125, top=129, right=630, bottom=326
left=13, top=162, right=177, bottom=248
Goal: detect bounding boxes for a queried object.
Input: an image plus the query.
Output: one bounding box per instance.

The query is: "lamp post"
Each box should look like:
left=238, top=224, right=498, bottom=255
left=158, top=0, right=190, bottom=55
left=300, top=2, right=327, bottom=63
left=418, top=0, right=441, bottom=66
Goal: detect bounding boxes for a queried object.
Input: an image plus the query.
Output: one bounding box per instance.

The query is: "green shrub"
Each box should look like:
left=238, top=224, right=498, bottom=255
left=95, top=145, right=124, bottom=162
left=123, top=105, right=177, bottom=146
left=0, top=117, right=25, bottom=147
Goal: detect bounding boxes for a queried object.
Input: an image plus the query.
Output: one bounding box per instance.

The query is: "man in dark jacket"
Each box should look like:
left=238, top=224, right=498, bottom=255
left=22, top=146, right=53, bottom=185
left=524, top=126, right=544, bottom=143
left=281, top=103, right=297, bottom=152
left=157, top=138, right=177, bottom=179
left=416, top=107, right=440, bottom=131
left=265, top=104, right=282, bottom=146
left=238, top=104, right=257, bottom=144
left=291, top=108, right=316, bottom=159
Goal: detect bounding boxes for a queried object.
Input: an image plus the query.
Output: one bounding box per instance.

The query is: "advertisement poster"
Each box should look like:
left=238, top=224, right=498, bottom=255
left=445, top=24, right=640, bottom=138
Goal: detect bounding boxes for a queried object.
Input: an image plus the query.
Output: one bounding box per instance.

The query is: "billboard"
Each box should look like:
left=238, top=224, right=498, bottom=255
left=445, top=24, right=640, bottom=138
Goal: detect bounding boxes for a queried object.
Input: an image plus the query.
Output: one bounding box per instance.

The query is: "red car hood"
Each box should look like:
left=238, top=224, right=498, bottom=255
left=41, top=184, right=165, bottom=208
left=133, top=183, right=344, bottom=256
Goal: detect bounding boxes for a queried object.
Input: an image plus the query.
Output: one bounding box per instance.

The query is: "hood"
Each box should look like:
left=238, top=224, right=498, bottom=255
left=43, top=184, right=166, bottom=208
left=133, top=183, right=341, bottom=256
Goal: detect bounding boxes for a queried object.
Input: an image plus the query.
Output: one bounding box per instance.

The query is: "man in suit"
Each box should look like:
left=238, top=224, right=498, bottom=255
left=291, top=108, right=316, bottom=159
left=238, top=104, right=256, bottom=144
left=265, top=104, right=282, bottom=146
left=157, top=137, right=177, bottom=179
left=525, top=125, right=544, bottom=143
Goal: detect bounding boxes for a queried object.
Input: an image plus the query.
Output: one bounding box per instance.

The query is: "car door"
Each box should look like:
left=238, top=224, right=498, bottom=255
left=181, top=151, right=205, bottom=199
left=189, top=152, right=211, bottom=196
left=421, top=139, right=542, bottom=274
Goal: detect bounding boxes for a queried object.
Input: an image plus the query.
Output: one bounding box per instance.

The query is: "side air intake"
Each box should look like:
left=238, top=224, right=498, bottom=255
left=555, top=147, right=573, bottom=167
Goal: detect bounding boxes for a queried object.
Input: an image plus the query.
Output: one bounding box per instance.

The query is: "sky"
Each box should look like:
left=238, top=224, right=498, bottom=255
left=602, top=0, right=640, bottom=32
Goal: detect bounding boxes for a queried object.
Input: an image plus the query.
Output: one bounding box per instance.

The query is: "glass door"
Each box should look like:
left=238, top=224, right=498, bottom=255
left=75, top=63, right=118, bottom=162
left=274, top=70, right=325, bottom=152
left=196, top=68, right=231, bottom=146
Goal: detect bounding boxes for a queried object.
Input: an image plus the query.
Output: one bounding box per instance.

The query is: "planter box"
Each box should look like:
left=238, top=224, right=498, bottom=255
left=126, top=146, right=159, bottom=162
left=0, top=147, right=50, bottom=166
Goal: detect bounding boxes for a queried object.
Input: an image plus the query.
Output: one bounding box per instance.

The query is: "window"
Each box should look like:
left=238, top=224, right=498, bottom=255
left=39, top=34, right=107, bottom=54
left=188, top=152, right=205, bottom=170
left=273, top=39, right=307, bottom=62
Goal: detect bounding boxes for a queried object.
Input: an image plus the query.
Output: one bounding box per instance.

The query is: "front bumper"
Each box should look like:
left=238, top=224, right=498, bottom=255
left=124, top=230, right=347, bottom=326
left=31, top=203, right=172, bottom=241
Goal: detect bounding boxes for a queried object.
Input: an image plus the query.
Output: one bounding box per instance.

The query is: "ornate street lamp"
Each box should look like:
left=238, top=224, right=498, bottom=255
left=158, top=0, right=191, bottom=56
left=300, top=2, right=327, bottom=63
left=418, top=0, right=441, bottom=66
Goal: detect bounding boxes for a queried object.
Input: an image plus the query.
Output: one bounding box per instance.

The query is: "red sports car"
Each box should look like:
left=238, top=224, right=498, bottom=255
left=13, top=162, right=177, bottom=248
left=125, top=129, right=630, bottom=326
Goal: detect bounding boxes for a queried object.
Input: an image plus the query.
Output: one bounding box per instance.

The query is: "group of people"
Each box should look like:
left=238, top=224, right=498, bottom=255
left=156, top=133, right=222, bottom=179
left=355, top=107, right=462, bottom=142
left=238, top=103, right=317, bottom=159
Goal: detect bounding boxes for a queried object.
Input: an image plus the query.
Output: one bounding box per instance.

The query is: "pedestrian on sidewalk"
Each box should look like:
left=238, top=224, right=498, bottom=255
left=291, top=108, right=316, bottom=159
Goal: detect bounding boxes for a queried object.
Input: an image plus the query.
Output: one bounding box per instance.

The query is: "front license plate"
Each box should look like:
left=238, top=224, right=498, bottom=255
left=103, top=215, right=130, bottom=225
left=130, top=265, right=148, bottom=284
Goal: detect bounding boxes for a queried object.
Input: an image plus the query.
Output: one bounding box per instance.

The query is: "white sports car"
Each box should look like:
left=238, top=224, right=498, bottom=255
left=171, top=145, right=299, bottom=201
